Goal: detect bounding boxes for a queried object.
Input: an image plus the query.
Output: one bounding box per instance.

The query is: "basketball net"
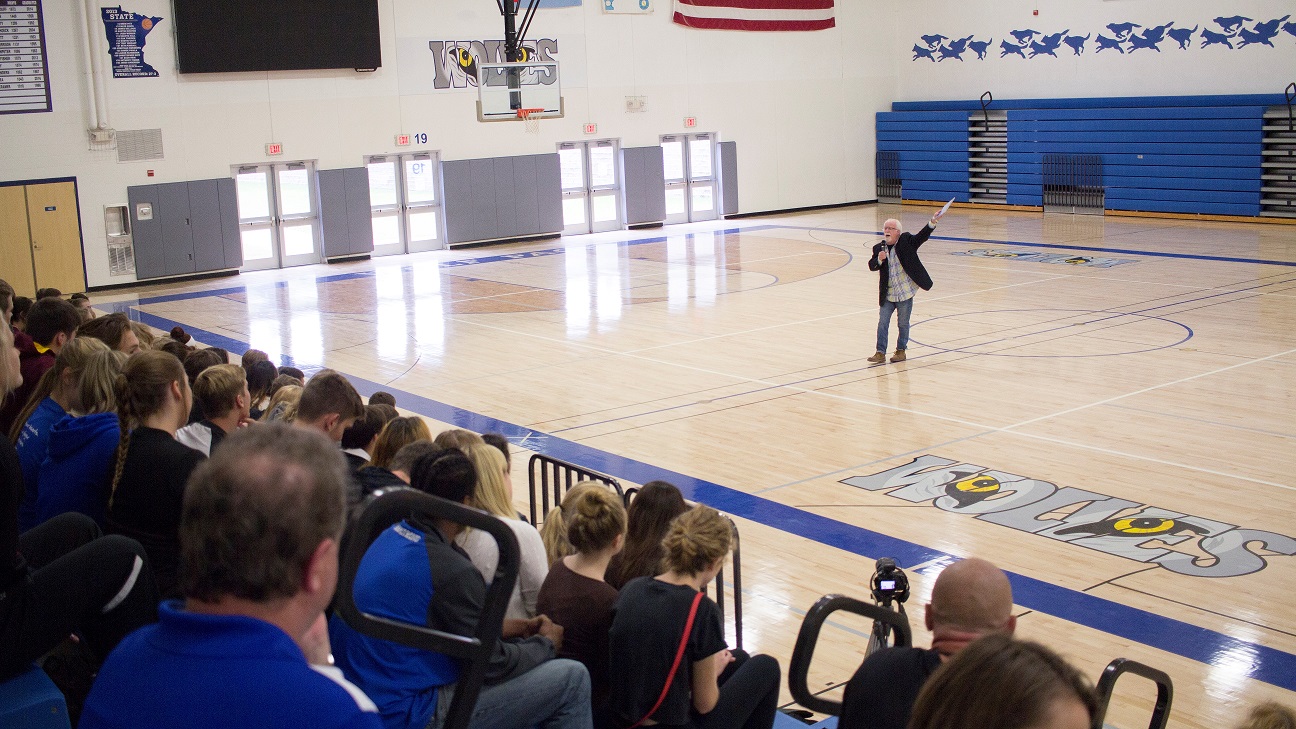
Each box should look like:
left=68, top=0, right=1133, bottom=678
left=517, top=107, right=544, bottom=134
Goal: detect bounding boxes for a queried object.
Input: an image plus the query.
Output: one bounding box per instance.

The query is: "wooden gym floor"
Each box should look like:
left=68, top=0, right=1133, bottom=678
left=96, top=204, right=1296, bottom=728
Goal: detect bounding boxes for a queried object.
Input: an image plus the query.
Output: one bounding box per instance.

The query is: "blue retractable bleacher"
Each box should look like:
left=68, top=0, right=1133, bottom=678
left=0, top=664, right=71, bottom=729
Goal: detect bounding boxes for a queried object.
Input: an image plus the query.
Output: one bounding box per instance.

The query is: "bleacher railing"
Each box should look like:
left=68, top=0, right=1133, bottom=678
left=527, top=455, right=744, bottom=651
left=1094, top=658, right=1174, bottom=729
left=877, top=151, right=901, bottom=202
left=1043, top=153, right=1105, bottom=214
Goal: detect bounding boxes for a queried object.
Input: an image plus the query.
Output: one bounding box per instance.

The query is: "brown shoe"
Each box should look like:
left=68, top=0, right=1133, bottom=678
left=890, top=350, right=907, bottom=363
left=867, top=352, right=886, bottom=364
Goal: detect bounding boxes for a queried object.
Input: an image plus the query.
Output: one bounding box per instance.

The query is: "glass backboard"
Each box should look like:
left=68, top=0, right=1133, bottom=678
left=476, top=61, right=563, bottom=121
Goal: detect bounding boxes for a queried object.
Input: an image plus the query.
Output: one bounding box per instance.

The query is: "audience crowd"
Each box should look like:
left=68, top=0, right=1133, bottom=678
left=0, top=278, right=1288, bottom=729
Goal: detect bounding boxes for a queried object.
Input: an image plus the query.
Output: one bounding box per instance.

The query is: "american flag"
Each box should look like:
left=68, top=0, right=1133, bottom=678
left=673, top=0, right=835, bottom=32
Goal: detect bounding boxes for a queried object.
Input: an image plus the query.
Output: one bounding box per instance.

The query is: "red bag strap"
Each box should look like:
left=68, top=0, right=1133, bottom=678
left=628, top=590, right=706, bottom=729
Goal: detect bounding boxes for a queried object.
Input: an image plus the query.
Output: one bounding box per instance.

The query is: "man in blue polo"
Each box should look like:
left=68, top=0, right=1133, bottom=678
left=867, top=208, right=945, bottom=364
left=81, top=423, right=382, bottom=729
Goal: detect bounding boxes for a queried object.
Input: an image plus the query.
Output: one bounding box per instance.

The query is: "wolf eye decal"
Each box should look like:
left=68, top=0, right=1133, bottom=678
left=1056, top=517, right=1210, bottom=538
left=945, top=475, right=1001, bottom=507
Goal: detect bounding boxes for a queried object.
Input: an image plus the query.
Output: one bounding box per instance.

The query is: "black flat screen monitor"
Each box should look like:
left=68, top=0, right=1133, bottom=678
left=173, top=0, right=381, bottom=73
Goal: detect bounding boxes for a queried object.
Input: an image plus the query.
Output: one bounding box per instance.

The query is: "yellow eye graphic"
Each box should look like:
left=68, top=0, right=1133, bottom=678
left=955, top=476, right=1000, bottom=494
left=1113, top=518, right=1175, bottom=534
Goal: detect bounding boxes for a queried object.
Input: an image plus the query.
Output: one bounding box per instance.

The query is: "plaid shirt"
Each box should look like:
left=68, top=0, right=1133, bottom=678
left=885, top=246, right=919, bottom=302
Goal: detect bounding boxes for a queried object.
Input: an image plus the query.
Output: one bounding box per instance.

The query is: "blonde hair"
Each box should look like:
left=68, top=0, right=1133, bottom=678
left=368, top=416, right=432, bottom=469
left=661, top=505, right=731, bottom=576
left=1239, top=703, right=1296, bottom=729
left=260, top=384, right=302, bottom=423
left=465, top=443, right=514, bottom=519
left=434, top=428, right=485, bottom=452
left=0, top=324, right=16, bottom=397
left=540, top=482, right=626, bottom=566
left=192, top=364, right=247, bottom=418
left=78, top=348, right=129, bottom=415
left=7, top=336, right=110, bottom=440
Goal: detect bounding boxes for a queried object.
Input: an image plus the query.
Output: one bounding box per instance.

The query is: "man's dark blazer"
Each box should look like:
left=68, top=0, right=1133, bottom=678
left=868, top=224, right=934, bottom=306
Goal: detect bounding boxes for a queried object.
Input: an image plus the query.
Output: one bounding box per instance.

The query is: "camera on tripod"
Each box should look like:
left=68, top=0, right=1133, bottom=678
left=870, top=557, right=910, bottom=607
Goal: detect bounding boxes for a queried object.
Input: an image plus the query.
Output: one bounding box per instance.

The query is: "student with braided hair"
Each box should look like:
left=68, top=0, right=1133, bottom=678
left=106, top=350, right=206, bottom=598
left=608, top=506, right=780, bottom=729
left=536, top=483, right=626, bottom=712
left=11, top=336, right=112, bottom=530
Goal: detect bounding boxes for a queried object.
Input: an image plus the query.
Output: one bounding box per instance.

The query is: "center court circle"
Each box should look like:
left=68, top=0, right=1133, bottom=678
left=907, top=308, right=1193, bottom=358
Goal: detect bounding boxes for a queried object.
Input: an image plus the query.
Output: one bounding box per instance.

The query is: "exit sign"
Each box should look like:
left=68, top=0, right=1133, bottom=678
left=265, top=143, right=283, bottom=156
left=583, top=122, right=597, bottom=135
left=395, top=134, right=411, bottom=146
left=683, top=116, right=697, bottom=128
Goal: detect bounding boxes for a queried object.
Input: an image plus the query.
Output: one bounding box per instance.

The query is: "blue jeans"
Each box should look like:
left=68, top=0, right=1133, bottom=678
left=876, top=297, right=914, bottom=354
left=431, top=658, right=592, bottom=729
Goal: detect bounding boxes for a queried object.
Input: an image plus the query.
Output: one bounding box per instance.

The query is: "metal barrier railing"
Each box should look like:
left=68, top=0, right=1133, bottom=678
left=1094, top=658, right=1174, bottom=729
left=877, top=151, right=902, bottom=202
left=787, top=594, right=913, bottom=717
left=1043, top=152, right=1105, bottom=213
left=527, top=453, right=623, bottom=525
left=526, top=456, right=744, bottom=651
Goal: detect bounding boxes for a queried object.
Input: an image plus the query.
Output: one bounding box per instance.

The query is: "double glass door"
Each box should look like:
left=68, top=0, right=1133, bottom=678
left=234, top=162, right=322, bottom=271
left=559, top=139, right=623, bottom=235
left=366, top=153, right=445, bottom=256
left=661, top=133, right=718, bottom=224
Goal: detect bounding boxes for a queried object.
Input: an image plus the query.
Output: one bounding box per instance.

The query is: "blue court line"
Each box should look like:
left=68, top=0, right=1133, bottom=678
left=103, top=224, right=1296, bottom=691
left=795, top=226, right=1296, bottom=267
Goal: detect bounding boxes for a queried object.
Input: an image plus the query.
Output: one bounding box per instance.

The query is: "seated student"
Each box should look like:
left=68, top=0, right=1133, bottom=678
left=839, top=557, right=1016, bottom=729
left=456, top=443, right=548, bottom=620
left=9, top=295, right=31, bottom=332
left=369, top=416, right=431, bottom=469
left=354, top=439, right=437, bottom=498
left=77, top=312, right=140, bottom=356
left=0, top=296, right=81, bottom=434
left=605, top=480, right=689, bottom=590
left=432, top=428, right=484, bottom=453
left=240, top=347, right=270, bottom=372
left=176, top=364, right=252, bottom=457
left=181, top=348, right=226, bottom=424
left=342, top=405, right=391, bottom=472
left=481, top=433, right=512, bottom=473
left=1237, top=703, right=1296, bottom=729
left=106, top=350, right=206, bottom=598
left=261, top=382, right=303, bottom=423
left=906, top=634, right=1097, bottom=729
left=330, top=448, right=589, bottom=729
left=536, top=484, right=626, bottom=711
left=70, top=292, right=95, bottom=321
left=80, top=423, right=383, bottom=729
left=608, top=505, right=780, bottom=729
left=0, top=322, right=158, bottom=684
left=246, top=359, right=279, bottom=420
left=280, top=365, right=306, bottom=382
left=368, top=391, right=397, bottom=407
left=294, top=370, right=365, bottom=444
left=10, top=337, right=111, bottom=530
left=36, top=347, right=128, bottom=527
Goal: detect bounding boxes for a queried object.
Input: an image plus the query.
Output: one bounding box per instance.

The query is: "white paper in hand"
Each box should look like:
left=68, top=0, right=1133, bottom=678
left=939, top=198, right=955, bottom=216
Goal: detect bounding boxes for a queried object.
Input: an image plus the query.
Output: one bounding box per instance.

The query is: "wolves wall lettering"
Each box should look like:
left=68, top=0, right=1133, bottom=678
left=425, top=39, right=559, bottom=90
left=842, top=455, right=1295, bottom=578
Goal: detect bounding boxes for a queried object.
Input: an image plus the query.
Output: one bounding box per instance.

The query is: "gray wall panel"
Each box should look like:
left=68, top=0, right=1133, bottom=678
left=318, top=169, right=350, bottom=258
left=159, top=182, right=195, bottom=276
left=493, top=157, right=517, bottom=238
left=470, top=159, right=496, bottom=243
left=622, top=146, right=666, bottom=225
left=441, top=160, right=474, bottom=244
left=513, top=155, right=539, bottom=235
left=344, top=168, right=374, bottom=255
left=128, top=185, right=164, bottom=280
left=217, top=178, right=242, bottom=269
left=719, top=141, right=739, bottom=216
left=534, top=153, right=563, bottom=233
left=188, top=179, right=225, bottom=272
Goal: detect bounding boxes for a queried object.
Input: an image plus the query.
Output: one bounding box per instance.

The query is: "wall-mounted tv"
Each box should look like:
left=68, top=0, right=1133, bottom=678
left=172, top=0, right=381, bottom=73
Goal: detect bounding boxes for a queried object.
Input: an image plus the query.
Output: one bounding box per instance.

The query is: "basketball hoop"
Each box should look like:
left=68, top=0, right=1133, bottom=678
left=517, top=107, right=545, bottom=134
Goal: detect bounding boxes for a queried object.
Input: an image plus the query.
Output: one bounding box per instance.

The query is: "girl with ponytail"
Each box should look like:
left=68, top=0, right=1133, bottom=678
left=536, top=483, right=626, bottom=711
left=106, top=349, right=205, bottom=598
left=608, top=505, right=781, bottom=729
left=11, top=336, right=111, bottom=530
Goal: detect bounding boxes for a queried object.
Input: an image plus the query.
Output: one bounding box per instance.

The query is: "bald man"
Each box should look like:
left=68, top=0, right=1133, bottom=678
left=837, top=558, right=1015, bottom=729
left=866, top=208, right=944, bottom=364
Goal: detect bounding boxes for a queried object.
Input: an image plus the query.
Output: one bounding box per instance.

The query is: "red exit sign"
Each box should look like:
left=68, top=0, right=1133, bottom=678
left=395, top=134, right=410, bottom=146
left=683, top=117, right=697, bottom=128
left=265, top=143, right=283, bottom=156
left=583, top=123, right=597, bottom=135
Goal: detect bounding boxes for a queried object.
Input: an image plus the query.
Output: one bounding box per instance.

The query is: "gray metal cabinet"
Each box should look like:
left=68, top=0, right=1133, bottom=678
left=128, top=177, right=240, bottom=280
left=319, top=167, right=374, bottom=258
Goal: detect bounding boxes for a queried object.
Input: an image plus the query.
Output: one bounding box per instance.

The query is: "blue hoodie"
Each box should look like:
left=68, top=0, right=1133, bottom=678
left=14, top=396, right=66, bottom=532
left=36, top=412, right=120, bottom=527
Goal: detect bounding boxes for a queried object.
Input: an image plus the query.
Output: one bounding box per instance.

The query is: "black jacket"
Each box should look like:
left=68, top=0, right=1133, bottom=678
left=868, top=225, right=934, bottom=306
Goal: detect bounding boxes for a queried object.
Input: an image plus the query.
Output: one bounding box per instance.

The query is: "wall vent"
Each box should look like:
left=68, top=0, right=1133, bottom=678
left=116, top=129, right=164, bottom=163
